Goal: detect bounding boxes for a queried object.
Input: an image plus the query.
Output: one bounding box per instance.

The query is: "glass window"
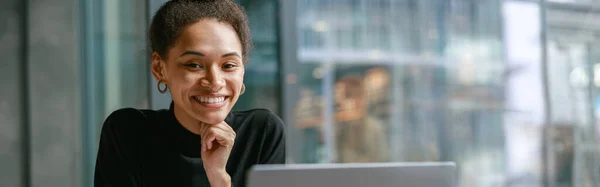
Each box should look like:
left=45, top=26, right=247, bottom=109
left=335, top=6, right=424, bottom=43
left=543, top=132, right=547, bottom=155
left=285, top=0, right=600, bottom=186
left=81, top=0, right=148, bottom=186
left=545, top=1, right=600, bottom=186
left=286, top=0, right=511, bottom=186
left=233, top=0, right=281, bottom=114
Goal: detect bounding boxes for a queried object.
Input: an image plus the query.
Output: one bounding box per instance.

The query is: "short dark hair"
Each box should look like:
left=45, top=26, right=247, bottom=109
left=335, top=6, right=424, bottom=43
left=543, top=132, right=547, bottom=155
left=149, top=0, right=252, bottom=64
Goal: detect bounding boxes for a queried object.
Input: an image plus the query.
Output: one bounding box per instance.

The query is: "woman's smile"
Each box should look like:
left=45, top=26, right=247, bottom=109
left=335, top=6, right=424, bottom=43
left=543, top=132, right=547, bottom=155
left=191, top=95, right=229, bottom=109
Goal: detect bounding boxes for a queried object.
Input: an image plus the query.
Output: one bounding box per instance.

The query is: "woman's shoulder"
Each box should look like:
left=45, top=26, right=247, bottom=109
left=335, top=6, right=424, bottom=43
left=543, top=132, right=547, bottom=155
left=101, top=108, right=166, bottom=134
left=104, top=108, right=153, bottom=123
left=230, top=108, right=285, bottom=130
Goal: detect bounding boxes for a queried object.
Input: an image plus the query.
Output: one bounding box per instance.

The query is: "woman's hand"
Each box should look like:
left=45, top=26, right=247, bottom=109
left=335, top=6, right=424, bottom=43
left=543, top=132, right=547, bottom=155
left=199, top=121, right=236, bottom=187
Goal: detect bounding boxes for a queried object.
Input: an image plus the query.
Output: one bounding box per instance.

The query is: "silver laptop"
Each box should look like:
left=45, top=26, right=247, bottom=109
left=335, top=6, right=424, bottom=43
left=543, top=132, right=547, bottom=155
left=247, top=162, right=456, bottom=187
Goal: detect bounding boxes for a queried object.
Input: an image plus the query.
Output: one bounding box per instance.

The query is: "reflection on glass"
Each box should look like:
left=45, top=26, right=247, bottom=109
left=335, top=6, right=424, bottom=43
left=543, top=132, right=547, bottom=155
left=291, top=0, right=506, bottom=186
left=334, top=69, right=389, bottom=163
left=287, top=0, right=600, bottom=186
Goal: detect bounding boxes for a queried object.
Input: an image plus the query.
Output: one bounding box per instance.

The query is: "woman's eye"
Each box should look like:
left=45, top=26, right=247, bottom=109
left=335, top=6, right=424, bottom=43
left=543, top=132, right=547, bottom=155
left=185, top=63, right=204, bottom=69
left=223, top=63, right=237, bottom=69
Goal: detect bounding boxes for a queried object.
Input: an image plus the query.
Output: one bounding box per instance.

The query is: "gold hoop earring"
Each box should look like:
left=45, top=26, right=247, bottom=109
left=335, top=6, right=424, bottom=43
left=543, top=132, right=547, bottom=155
left=157, top=80, right=168, bottom=94
left=240, top=84, right=246, bottom=95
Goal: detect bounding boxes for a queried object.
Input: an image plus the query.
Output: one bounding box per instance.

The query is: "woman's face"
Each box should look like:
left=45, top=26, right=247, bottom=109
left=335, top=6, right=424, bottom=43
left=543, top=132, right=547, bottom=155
left=153, top=19, right=244, bottom=125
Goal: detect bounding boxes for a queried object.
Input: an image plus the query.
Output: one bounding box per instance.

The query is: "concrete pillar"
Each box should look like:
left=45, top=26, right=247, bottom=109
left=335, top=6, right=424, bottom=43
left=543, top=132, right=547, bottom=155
left=28, top=0, right=82, bottom=186
left=0, top=0, right=25, bottom=186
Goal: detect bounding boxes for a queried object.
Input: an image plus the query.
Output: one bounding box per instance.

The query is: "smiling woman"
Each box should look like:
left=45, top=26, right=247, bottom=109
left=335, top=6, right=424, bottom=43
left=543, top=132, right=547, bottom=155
left=94, top=1, right=286, bottom=187
left=154, top=18, right=246, bottom=128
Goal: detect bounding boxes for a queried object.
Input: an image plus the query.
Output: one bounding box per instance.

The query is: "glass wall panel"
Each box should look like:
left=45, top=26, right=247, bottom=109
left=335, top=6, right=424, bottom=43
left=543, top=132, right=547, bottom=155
left=233, top=0, right=281, bottom=114
left=81, top=0, right=148, bottom=186
left=288, top=0, right=509, bottom=186
left=545, top=1, right=600, bottom=186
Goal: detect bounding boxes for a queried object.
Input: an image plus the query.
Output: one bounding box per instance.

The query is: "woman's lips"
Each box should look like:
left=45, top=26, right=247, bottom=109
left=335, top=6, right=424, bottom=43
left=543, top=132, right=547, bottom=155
left=192, top=96, right=228, bottom=108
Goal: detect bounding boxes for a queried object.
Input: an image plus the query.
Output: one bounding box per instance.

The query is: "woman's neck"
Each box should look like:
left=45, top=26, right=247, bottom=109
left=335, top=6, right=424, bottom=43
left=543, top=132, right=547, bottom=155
left=173, top=104, right=203, bottom=135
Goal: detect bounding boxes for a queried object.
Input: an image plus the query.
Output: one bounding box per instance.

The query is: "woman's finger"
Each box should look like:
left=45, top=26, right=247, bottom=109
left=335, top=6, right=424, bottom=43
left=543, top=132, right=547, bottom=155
left=205, top=127, right=234, bottom=148
left=202, top=127, right=221, bottom=151
left=213, top=121, right=234, bottom=133
left=215, top=128, right=235, bottom=147
left=199, top=122, right=209, bottom=152
left=216, top=122, right=236, bottom=145
left=206, top=133, right=215, bottom=151
left=198, top=121, right=236, bottom=151
left=213, top=122, right=236, bottom=140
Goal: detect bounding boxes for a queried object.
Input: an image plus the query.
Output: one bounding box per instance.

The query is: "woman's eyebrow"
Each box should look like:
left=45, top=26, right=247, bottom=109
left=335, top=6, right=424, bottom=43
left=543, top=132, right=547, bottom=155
left=180, top=50, right=205, bottom=57
left=222, top=52, right=240, bottom=58
left=179, top=51, right=240, bottom=58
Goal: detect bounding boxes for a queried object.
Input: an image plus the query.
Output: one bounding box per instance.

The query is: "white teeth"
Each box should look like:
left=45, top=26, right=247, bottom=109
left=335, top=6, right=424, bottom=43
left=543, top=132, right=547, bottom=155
left=195, top=96, right=225, bottom=104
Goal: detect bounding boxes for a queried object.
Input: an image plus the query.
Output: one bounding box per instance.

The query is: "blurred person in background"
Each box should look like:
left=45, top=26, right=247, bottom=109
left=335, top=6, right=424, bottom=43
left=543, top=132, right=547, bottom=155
left=94, top=0, right=285, bottom=186
left=335, top=75, right=389, bottom=163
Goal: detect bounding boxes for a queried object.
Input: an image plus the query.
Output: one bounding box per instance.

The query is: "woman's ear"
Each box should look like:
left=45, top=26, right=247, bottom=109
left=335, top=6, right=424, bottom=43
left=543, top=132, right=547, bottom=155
left=151, top=52, right=167, bottom=81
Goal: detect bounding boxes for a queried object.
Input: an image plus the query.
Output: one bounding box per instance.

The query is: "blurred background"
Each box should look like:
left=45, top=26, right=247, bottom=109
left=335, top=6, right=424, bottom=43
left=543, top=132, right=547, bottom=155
left=1, top=0, right=600, bottom=186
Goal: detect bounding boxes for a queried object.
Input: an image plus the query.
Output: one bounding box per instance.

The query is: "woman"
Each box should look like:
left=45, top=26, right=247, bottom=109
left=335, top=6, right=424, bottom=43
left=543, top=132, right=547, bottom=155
left=94, top=0, right=286, bottom=186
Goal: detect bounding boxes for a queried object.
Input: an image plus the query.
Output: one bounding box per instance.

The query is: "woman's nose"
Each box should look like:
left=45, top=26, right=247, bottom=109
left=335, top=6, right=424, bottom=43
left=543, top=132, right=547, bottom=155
left=200, top=68, right=225, bottom=92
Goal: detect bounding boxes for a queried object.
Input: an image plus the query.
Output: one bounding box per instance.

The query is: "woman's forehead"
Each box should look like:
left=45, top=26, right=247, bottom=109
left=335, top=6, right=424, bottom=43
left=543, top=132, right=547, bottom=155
left=172, top=19, right=242, bottom=55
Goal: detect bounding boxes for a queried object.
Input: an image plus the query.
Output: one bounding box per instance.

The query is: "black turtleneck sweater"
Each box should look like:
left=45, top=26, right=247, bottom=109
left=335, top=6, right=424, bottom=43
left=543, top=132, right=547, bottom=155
left=94, top=103, right=286, bottom=187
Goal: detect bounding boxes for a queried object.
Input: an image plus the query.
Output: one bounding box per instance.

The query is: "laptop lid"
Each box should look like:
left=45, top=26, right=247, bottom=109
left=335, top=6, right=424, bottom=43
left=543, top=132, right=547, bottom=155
left=247, top=162, right=456, bottom=187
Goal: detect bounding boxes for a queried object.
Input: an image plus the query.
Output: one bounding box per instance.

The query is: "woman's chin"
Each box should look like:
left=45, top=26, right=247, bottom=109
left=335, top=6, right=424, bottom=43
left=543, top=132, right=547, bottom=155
left=187, top=105, right=230, bottom=123
left=193, top=112, right=229, bottom=125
